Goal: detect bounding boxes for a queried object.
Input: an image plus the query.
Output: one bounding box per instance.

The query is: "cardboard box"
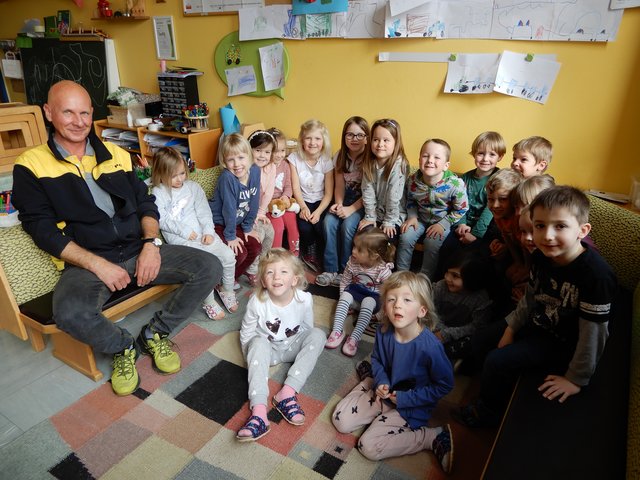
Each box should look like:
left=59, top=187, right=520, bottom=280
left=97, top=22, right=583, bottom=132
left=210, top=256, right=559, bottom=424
left=107, top=103, right=146, bottom=126
left=241, top=123, right=265, bottom=139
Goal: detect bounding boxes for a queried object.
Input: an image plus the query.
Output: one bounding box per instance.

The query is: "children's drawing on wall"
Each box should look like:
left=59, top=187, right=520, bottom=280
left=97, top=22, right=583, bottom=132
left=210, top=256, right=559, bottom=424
left=292, top=0, right=348, bottom=16
left=493, top=51, right=560, bottom=105
left=385, top=2, right=437, bottom=37
left=302, top=12, right=347, bottom=38
left=437, top=0, right=492, bottom=39
left=490, top=0, right=622, bottom=41
left=389, top=0, right=429, bottom=17
left=444, top=53, right=500, bottom=94
left=239, top=5, right=304, bottom=41
left=258, top=42, right=285, bottom=91
left=345, top=0, right=386, bottom=38
left=183, top=0, right=263, bottom=15
left=225, top=65, right=257, bottom=96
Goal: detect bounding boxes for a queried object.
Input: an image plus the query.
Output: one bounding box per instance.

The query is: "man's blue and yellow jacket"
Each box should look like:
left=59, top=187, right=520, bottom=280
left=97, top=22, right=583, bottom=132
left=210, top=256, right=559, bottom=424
left=12, top=129, right=159, bottom=265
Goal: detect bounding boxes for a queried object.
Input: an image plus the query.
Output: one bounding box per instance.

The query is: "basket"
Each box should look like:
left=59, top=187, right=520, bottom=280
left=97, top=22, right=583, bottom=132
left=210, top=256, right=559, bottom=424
left=184, top=115, right=209, bottom=132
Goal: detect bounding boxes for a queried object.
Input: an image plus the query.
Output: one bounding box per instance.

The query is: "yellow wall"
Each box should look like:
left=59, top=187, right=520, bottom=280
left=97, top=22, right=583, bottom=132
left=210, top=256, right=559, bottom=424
left=1, top=1, right=639, bottom=193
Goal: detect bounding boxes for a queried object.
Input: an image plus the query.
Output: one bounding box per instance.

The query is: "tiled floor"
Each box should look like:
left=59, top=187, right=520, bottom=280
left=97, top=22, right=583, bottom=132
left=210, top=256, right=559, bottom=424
left=0, top=298, right=163, bottom=448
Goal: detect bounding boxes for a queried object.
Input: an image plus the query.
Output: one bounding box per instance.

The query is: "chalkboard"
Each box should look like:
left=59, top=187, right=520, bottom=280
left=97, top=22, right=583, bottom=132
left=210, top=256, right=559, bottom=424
left=20, top=38, right=109, bottom=119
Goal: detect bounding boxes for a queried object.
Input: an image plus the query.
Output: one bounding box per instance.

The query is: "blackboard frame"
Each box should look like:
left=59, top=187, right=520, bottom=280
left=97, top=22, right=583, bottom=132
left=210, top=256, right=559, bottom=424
left=20, top=38, right=109, bottom=120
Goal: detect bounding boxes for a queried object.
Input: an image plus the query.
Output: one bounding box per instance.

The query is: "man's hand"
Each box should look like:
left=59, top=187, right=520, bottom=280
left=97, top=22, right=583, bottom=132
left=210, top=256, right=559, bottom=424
left=135, top=243, right=161, bottom=286
left=538, top=375, right=581, bottom=403
left=95, top=258, right=131, bottom=292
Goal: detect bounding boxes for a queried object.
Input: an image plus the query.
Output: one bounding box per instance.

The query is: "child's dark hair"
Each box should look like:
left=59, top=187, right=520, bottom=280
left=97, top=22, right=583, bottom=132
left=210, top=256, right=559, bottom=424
left=151, top=147, right=188, bottom=187
left=529, top=185, right=590, bottom=225
left=445, top=250, right=489, bottom=292
left=336, top=116, right=369, bottom=174
left=248, top=129, right=277, bottom=151
left=354, top=227, right=396, bottom=264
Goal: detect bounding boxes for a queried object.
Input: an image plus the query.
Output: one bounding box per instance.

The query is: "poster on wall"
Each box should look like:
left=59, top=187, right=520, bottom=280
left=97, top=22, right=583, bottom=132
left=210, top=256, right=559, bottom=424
left=153, top=16, right=177, bottom=60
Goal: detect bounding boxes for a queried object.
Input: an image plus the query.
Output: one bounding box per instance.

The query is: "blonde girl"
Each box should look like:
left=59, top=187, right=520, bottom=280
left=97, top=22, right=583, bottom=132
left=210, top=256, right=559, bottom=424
left=316, top=116, right=369, bottom=287
left=332, top=271, right=454, bottom=474
left=151, top=147, right=237, bottom=320
left=209, top=133, right=261, bottom=283
left=266, top=127, right=300, bottom=256
left=289, top=119, right=334, bottom=272
left=325, top=227, right=394, bottom=357
left=237, top=249, right=325, bottom=442
left=358, top=118, right=409, bottom=240
left=244, top=130, right=278, bottom=285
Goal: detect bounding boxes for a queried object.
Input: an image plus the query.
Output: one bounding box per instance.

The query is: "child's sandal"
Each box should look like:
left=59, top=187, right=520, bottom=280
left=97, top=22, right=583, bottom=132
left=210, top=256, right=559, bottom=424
left=272, top=395, right=305, bottom=426
left=202, top=302, right=225, bottom=320
left=216, top=288, right=239, bottom=313
left=236, top=415, right=270, bottom=442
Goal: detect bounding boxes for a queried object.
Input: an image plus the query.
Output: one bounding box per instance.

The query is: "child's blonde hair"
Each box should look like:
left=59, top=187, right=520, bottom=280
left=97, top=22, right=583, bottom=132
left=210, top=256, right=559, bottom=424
left=255, top=248, right=308, bottom=301
left=296, top=119, right=332, bottom=160
left=512, top=174, right=555, bottom=209
left=335, top=116, right=369, bottom=174
left=363, top=118, right=408, bottom=183
left=421, top=138, right=451, bottom=162
left=354, top=227, right=396, bottom=265
left=486, top=169, right=522, bottom=195
left=217, top=132, right=253, bottom=166
left=379, top=271, right=439, bottom=332
left=151, top=147, right=188, bottom=187
left=512, top=136, right=553, bottom=171
left=470, top=131, right=506, bottom=157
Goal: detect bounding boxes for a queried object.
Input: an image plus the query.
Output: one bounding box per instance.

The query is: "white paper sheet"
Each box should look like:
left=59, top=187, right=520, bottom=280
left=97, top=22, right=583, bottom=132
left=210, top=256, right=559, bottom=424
left=493, top=51, right=561, bottom=105
left=259, top=42, right=285, bottom=91
left=239, top=5, right=304, bottom=41
left=389, top=0, right=430, bottom=17
left=225, top=65, right=257, bottom=96
left=444, top=53, right=500, bottom=94
left=345, top=0, right=386, bottom=38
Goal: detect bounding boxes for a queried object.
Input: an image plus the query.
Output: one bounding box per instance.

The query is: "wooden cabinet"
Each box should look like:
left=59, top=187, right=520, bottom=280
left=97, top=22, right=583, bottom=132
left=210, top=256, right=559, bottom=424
left=0, top=103, right=48, bottom=174
left=94, top=120, right=221, bottom=169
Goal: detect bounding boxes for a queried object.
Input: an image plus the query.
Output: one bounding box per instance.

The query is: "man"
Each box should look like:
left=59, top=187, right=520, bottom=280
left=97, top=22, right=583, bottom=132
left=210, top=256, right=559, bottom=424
left=13, top=80, right=222, bottom=396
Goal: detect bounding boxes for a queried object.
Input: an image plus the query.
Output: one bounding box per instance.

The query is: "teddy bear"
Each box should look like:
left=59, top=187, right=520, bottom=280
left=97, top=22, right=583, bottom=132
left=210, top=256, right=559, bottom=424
left=268, top=197, right=300, bottom=218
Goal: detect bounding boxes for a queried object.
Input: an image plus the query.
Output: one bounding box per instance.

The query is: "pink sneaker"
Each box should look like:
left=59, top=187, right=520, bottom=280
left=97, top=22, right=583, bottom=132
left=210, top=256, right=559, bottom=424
left=342, top=336, right=358, bottom=357
left=325, top=331, right=345, bottom=349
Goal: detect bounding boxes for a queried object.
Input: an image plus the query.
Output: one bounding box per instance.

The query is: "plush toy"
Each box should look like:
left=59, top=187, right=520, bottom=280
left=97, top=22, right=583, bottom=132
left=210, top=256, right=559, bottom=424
left=268, top=198, right=300, bottom=218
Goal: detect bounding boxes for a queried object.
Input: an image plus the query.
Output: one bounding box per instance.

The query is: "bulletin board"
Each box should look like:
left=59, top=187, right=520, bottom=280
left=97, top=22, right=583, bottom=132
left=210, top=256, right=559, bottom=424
left=213, top=31, right=290, bottom=98
left=183, top=0, right=290, bottom=16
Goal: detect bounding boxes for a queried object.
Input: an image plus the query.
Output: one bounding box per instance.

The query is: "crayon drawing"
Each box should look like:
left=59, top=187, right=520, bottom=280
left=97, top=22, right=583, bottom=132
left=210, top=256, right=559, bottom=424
left=385, top=2, right=437, bottom=38
left=437, top=0, right=493, bottom=39
left=345, top=0, right=386, bottom=38
left=444, top=53, right=500, bottom=94
left=493, top=50, right=561, bottom=105
left=239, top=5, right=304, bottom=41
left=302, top=12, right=347, bottom=38
left=225, top=65, right=257, bottom=96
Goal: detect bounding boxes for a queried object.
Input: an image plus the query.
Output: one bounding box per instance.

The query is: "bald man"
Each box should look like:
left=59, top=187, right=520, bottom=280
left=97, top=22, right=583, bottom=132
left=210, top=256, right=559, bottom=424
left=13, top=81, right=222, bottom=395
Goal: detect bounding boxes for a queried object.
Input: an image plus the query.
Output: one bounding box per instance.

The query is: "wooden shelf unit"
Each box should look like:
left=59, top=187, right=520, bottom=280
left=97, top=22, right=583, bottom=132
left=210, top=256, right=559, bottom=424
left=94, top=119, right=221, bottom=170
left=0, top=104, right=48, bottom=175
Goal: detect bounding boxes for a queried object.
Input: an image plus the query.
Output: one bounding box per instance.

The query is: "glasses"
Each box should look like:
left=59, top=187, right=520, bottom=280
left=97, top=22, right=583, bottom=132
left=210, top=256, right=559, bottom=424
left=345, top=133, right=366, bottom=140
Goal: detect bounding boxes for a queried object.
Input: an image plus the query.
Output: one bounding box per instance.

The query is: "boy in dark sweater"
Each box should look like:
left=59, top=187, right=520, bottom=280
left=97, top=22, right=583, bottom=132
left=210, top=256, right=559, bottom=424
left=453, top=186, right=617, bottom=427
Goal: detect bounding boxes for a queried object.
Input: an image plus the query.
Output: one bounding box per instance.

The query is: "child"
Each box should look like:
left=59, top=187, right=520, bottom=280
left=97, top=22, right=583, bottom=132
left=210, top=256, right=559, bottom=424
left=483, top=169, right=522, bottom=312
left=151, top=147, right=237, bottom=320
left=332, top=271, right=454, bottom=474
left=267, top=127, right=300, bottom=256
left=237, top=249, right=326, bottom=442
left=454, top=186, right=616, bottom=428
left=510, top=136, right=552, bottom=178
left=246, top=130, right=277, bottom=285
left=289, top=120, right=334, bottom=272
left=316, top=116, right=369, bottom=287
left=325, top=227, right=394, bottom=356
left=508, top=174, right=555, bottom=301
left=517, top=204, right=536, bottom=254
left=433, top=251, right=493, bottom=363
left=209, top=133, right=261, bottom=283
left=358, top=118, right=408, bottom=241
left=455, top=131, right=506, bottom=245
left=397, top=138, right=468, bottom=279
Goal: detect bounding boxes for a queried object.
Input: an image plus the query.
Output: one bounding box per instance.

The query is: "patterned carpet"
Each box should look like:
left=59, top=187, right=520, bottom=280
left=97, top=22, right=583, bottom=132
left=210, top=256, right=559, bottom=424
left=0, top=284, right=495, bottom=479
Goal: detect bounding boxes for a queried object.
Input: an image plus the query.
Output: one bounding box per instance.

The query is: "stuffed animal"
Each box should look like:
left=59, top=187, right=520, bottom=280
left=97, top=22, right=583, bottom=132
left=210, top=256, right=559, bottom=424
left=268, top=198, right=300, bottom=218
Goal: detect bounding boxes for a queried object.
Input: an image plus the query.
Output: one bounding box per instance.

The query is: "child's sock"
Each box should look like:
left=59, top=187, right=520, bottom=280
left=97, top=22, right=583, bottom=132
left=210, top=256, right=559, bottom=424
left=143, top=325, right=154, bottom=341
left=275, top=385, right=296, bottom=401
left=332, top=294, right=352, bottom=333
left=351, top=300, right=375, bottom=342
left=237, top=404, right=269, bottom=438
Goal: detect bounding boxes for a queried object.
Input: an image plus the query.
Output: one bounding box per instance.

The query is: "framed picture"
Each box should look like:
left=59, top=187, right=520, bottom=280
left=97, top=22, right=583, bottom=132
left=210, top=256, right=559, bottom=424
left=153, top=16, right=177, bottom=60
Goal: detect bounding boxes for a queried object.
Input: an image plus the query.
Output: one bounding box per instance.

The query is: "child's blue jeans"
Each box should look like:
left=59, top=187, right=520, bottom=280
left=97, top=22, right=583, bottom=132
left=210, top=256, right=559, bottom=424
left=396, top=221, right=450, bottom=279
left=322, top=207, right=363, bottom=273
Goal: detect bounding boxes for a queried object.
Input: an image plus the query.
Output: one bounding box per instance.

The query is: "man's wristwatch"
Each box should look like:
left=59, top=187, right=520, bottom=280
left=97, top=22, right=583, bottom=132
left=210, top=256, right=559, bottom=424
left=142, top=237, right=163, bottom=247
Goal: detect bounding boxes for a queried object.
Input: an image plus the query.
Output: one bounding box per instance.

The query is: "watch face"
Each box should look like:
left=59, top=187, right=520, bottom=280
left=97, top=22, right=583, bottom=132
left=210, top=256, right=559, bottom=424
left=153, top=238, right=163, bottom=247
